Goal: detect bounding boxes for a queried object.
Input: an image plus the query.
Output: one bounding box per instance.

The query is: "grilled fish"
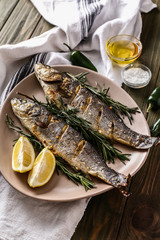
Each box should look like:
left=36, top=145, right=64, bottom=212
left=34, top=63, right=158, bottom=149
left=11, top=98, right=129, bottom=194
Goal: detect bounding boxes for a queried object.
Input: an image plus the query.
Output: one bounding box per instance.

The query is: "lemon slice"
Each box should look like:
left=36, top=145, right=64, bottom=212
left=12, top=136, right=35, bottom=173
left=28, top=147, right=56, bottom=188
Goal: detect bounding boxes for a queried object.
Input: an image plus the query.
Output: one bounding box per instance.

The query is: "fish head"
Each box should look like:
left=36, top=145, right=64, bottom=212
left=34, top=63, right=63, bottom=82
left=11, top=98, right=39, bottom=122
left=11, top=98, right=52, bottom=128
left=34, top=63, right=67, bottom=106
left=11, top=98, right=34, bottom=117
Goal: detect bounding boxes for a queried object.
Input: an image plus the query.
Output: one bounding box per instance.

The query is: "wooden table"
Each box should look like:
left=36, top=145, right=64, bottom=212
left=0, top=1, right=160, bottom=239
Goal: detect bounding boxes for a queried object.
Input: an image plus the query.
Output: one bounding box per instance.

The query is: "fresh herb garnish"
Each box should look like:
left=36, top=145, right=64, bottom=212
left=66, top=72, right=140, bottom=124
left=31, top=97, right=130, bottom=164
left=6, top=114, right=43, bottom=151
left=6, top=114, right=95, bottom=191
left=56, top=157, right=95, bottom=190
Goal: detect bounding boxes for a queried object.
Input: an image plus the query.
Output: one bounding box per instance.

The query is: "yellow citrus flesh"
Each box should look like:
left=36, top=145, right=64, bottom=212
left=27, top=147, right=56, bottom=188
left=12, top=136, right=35, bottom=173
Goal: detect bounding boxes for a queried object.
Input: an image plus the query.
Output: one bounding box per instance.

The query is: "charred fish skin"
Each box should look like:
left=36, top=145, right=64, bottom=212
left=11, top=98, right=129, bottom=190
left=34, top=63, right=157, bottom=150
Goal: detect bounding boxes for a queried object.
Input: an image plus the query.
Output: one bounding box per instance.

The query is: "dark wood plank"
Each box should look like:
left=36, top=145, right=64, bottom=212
left=72, top=189, right=128, bottom=240
left=0, top=0, right=18, bottom=30
left=117, top=146, right=160, bottom=240
left=115, top=5, right=160, bottom=240
left=0, top=0, right=41, bottom=45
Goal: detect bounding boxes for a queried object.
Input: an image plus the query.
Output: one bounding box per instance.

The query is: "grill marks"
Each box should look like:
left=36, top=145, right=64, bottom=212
left=70, top=85, right=82, bottom=104
left=70, top=84, right=94, bottom=113
left=97, top=106, right=103, bottom=127
left=55, top=122, right=86, bottom=157
left=74, top=140, right=86, bottom=156
left=58, top=124, right=69, bottom=141
left=83, top=96, right=92, bottom=113
left=69, top=84, right=116, bottom=142
left=71, top=84, right=106, bottom=129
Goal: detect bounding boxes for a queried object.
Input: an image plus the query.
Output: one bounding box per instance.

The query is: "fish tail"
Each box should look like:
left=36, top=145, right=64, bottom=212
left=113, top=122, right=157, bottom=149
left=133, top=134, right=157, bottom=149
left=117, top=174, right=131, bottom=197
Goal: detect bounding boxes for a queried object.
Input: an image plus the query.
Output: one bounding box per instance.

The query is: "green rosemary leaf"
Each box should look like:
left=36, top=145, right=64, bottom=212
left=56, top=157, right=95, bottom=190
left=6, top=114, right=43, bottom=151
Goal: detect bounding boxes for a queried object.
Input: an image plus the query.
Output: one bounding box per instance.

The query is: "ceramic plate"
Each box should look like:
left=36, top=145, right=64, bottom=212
left=0, top=65, right=150, bottom=202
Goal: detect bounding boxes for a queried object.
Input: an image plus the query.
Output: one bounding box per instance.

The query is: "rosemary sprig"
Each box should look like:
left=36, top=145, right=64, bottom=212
left=6, top=114, right=95, bottom=191
left=56, top=157, right=95, bottom=190
left=32, top=97, right=130, bottom=164
left=66, top=72, right=140, bottom=124
left=6, top=114, right=43, bottom=151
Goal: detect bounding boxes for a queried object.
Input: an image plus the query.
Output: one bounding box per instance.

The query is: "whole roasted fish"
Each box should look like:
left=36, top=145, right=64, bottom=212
left=34, top=63, right=158, bottom=149
left=11, top=98, right=129, bottom=194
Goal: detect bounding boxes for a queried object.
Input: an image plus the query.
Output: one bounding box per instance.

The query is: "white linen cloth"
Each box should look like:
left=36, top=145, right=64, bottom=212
left=0, top=0, right=156, bottom=239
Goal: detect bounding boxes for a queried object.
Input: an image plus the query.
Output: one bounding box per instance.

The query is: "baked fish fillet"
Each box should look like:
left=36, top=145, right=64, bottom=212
left=11, top=98, right=129, bottom=193
left=34, top=63, right=158, bottom=149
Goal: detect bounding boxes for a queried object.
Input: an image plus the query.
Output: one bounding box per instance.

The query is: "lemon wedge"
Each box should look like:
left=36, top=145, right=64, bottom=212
left=12, top=136, right=35, bottom=173
left=28, top=147, right=56, bottom=188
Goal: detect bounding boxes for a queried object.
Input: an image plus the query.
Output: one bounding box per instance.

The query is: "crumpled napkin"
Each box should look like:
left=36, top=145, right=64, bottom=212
left=0, top=0, right=156, bottom=239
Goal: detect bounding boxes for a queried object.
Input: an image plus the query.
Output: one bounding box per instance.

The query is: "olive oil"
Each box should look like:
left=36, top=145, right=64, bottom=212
left=106, top=39, right=141, bottom=65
